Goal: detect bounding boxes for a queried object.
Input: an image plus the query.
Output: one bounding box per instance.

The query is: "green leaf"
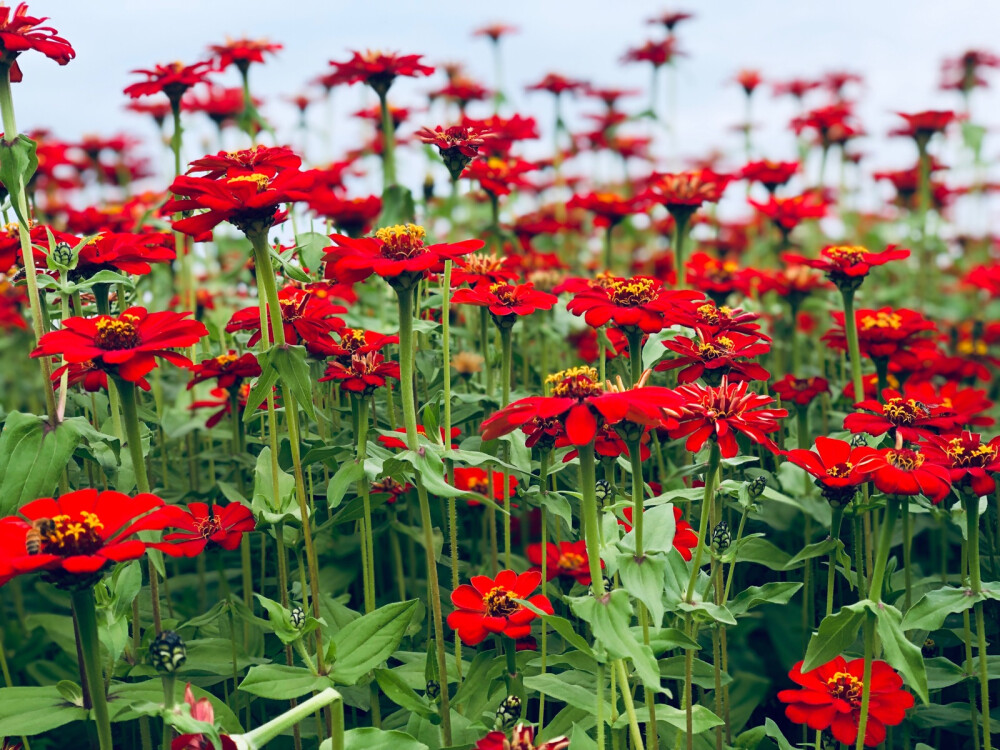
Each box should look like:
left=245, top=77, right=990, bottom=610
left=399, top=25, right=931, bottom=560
left=294, top=232, right=331, bottom=276
left=0, top=685, right=87, bottom=736
left=654, top=704, right=724, bottom=734
left=243, top=360, right=279, bottom=423
left=252, top=447, right=296, bottom=521
left=524, top=672, right=596, bottom=707
left=873, top=602, right=929, bottom=704
left=570, top=590, right=662, bottom=690
left=763, top=718, right=796, bottom=750
left=373, top=668, right=434, bottom=718
left=378, top=184, right=416, bottom=227
left=728, top=583, right=803, bottom=617
left=321, top=727, right=429, bottom=750
left=616, top=552, right=667, bottom=626
left=620, top=503, right=675, bottom=557
left=519, top=601, right=594, bottom=658
left=802, top=602, right=866, bottom=672
left=901, top=587, right=983, bottom=632
left=238, top=664, right=331, bottom=699
left=0, top=134, right=38, bottom=223
left=329, top=600, right=417, bottom=684
left=270, top=344, right=316, bottom=419
left=569, top=723, right=599, bottom=749
left=784, top=539, right=838, bottom=568
left=327, top=461, right=364, bottom=509
left=0, top=412, right=86, bottom=515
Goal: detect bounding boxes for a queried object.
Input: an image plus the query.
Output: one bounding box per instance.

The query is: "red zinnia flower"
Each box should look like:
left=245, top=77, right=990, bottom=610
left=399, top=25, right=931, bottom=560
left=472, top=23, right=519, bottom=41
left=327, top=50, right=434, bottom=95
left=643, top=170, right=729, bottom=214
left=415, top=124, right=494, bottom=180
left=185, top=145, right=301, bottom=179
left=124, top=61, right=214, bottom=101
left=902, top=381, right=994, bottom=430
left=447, top=569, right=553, bottom=646
left=892, top=110, right=956, bottom=139
left=658, top=330, right=771, bottom=385
left=226, top=286, right=346, bottom=348
left=0, top=489, right=167, bottom=586
left=379, top=426, right=460, bottom=450
left=150, top=502, right=255, bottom=557
left=187, top=351, right=261, bottom=391
left=171, top=683, right=238, bottom=750
left=324, top=224, right=482, bottom=288
left=527, top=540, right=597, bottom=585
left=451, top=282, right=557, bottom=322
left=772, top=375, right=830, bottom=406
left=474, top=723, right=568, bottom=750
left=208, top=37, right=282, bottom=71
left=68, top=231, right=175, bottom=278
left=525, top=72, right=586, bottom=96
left=32, top=307, right=207, bottom=383
left=923, top=432, right=1000, bottom=496
left=452, top=467, right=517, bottom=505
left=784, top=244, right=910, bottom=287
left=566, top=277, right=699, bottom=335
left=749, top=192, right=828, bottom=235
left=844, top=389, right=952, bottom=442
left=778, top=657, right=914, bottom=747
left=663, top=297, right=765, bottom=338
left=668, top=377, right=787, bottom=458
left=0, top=3, right=74, bottom=82
left=307, top=193, right=381, bottom=237
left=481, top=366, right=679, bottom=447
left=319, top=352, right=400, bottom=396
left=306, top=327, right=398, bottom=362
left=464, top=156, right=537, bottom=197
left=734, top=69, right=763, bottom=96
left=451, top=252, right=518, bottom=287
left=823, top=308, right=937, bottom=361
left=620, top=505, right=698, bottom=560
left=567, top=191, right=644, bottom=228
left=855, top=447, right=952, bottom=503
left=784, top=436, right=877, bottom=503
left=51, top=359, right=150, bottom=394
left=739, top=159, right=798, bottom=191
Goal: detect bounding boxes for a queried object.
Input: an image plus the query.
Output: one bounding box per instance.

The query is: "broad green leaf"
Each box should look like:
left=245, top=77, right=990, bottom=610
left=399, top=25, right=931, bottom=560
left=569, top=723, right=599, bottom=749
left=373, top=668, right=434, bottom=718
left=620, top=503, right=675, bottom=557
left=329, top=600, right=417, bottom=684
left=654, top=704, right=723, bottom=734
left=377, top=184, right=416, bottom=227
left=0, top=685, right=87, bottom=736
left=321, top=727, right=428, bottom=750
left=616, top=552, right=667, bottom=626
left=0, top=134, right=38, bottom=223
left=0, top=412, right=85, bottom=515
left=243, top=357, right=280, bottom=422
left=519, top=601, right=595, bottom=658
left=252, top=447, right=296, bottom=521
left=873, top=602, right=929, bottom=703
left=728, top=582, right=803, bottom=617
left=524, top=672, right=596, bottom=707
left=270, top=344, right=315, bottom=419
left=764, top=718, right=796, bottom=750
left=784, top=539, right=839, bottom=568
left=238, top=664, right=331, bottom=699
left=901, top=587, right=983, bottom=632
left=327, top=461, right=364, bottom=509
left=802, top=602, right=866, bottom=672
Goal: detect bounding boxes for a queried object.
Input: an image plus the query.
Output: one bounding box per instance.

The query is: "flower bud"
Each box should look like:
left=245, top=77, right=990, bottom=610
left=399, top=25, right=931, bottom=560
left=290, top=606, right=306, bottom=629
left=149, top=630, right=186, bottom=673
left=711, top=521, right=731, bottom=554
left=595, top=479, right=612, bottom=501
left=425, top=679, right=441, bottom=701
left=746, top=475, right=767, bottom=499
left=494, top=695, right=522, bottom=730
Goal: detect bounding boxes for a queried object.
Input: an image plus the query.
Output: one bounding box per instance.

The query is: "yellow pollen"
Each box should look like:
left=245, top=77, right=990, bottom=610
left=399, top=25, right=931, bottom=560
left=95, top=317, right=140, bottom=350
left=482, top=586, right=519, bottom=618
left=227, top=173, right=270, bottom=191
left=826, top=672, right=863, bottom=706
left=882, top=397, right=928, bottom=424
left=826, top=245, right=869, bottom=263
left=887, top=449, right=924, bottom=470
left=860, top=312, right=902, bottom=330
left=215, top=353, right=238, bottom=366
left=826, top=462, right=853, bottom=478
left=546, top=366, right=603, bottom=397
left=608, top=277, right=658, bottom=306
left=558, top=552, right=586, bottom=571
left=375, top=224, right=426, bottom=258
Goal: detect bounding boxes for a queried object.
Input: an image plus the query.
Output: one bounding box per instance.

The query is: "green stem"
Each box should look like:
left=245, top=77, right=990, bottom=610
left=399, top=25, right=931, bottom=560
left=673, top=213, right=691, bottom=289
left=500, top=324, right=513, bottom=568
left=826, top=506, right=845, bottom=617
left=395, top=286, right=452, bottom=745
left=685, top=443, right=722, bottom=603
left=615, top=659, right=645, bottom=750
left=854, top=614, right=876, bottom=750
left=902, top=495, right=912, bottom=611
left=603, top=223, right=615, bottom=272
left=625, top=328, right=644, bottom=387
left=538, top=450, right=550, bottom=728
left=841, top=288, right=865, bottom=405
left=71, top=589, right=114, bottom=750
left=628, top=435, right=657, bottom=748
left=377, top=90, right=396, bottom=190
left=355, top=396, right=375, bottom=613
left=578, top=444, right=604, bottom=597
left=867, top=497, right=899, bottom=604
left=479, top=308, right=494, bottom=400
left=965, top=492, right=993, bottom=750
left=235, top=688, right=344, bottom=750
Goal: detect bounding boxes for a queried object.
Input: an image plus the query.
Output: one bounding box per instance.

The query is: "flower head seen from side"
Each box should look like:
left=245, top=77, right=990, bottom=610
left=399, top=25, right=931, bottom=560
left=668, top=377, right=787, bottom=458
left=416, top=124, right=494, bottom=181
left=567, top=191, right=644, bottom=228
left=784, top=436, right=877, bottom=505
left=0, top=488, right=168, bottom=589
left=32, top=307, right=208, bottom=383
left=124, top=60, right=214, bottom=102
left=772, top=375, right=830, bottom=407
left=451, top=282, right=557, bottom=328
left=327, top=50, right=434, bottom=96
left=0, top=3, right=75, bottom=82
left=922, top=431, right=1000, bottom=496
left=451, top=467, right=518, bottom=506
left=855, top=447, right=952, bottom=503
left=447, top=569, right=553, bottom=646
left=527, top=540, right=600, bottom=586
left=208, top=37, right=282, bottom=72
left=784, top=244, right=910, bottom=293
left=149, top=502, right=255, bottom=557
left=778, top=656, right=914, bottom=747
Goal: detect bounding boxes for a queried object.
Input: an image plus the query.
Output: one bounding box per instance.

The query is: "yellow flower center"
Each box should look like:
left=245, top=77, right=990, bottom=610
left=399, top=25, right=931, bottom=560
left=375, top=224, right=426, bottom=259
left=608, top=277, right=658, bottom=306
left=887, top=449, right=924, bottom=470
left=227, top=173, right=270, bottom=192
left=215, top=353, right=239, bottom=366
left=698, top=336, right=734, bottom=359
left=860, top=311, right=902, bottom=330
left=547, top=366, right=603, bottom=398
left=882, top=397, right=928, bottom=424
left=826, top=462, right=853, bottom=478
left=483, top=586, right=520, bottom=618
left=36, top=512, right=105, bottom=556
left=825, top=245, right=869, bottom=263
left=826, top=672, right=863, bottom=706
left=558, top=552, right=586, bottom=571
left=489, top=282, right=517, bottom=304
left=95, top=315, right=141, bottom=350
left=945, top=438, right=997, bottom=467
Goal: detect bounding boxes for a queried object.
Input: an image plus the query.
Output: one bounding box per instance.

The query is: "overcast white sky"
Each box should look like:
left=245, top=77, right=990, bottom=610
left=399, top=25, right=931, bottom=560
left=12, top=0, right=1000, bottom=227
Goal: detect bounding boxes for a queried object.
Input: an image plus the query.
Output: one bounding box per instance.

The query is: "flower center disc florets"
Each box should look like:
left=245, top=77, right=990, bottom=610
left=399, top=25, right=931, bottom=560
left=195, top=515, right=222, bottom=540
left=227, top=173, right=271, bottom=193
left=883, top=397, right=928, bottom=424
left=608, top=277, right=658, bottom=306
left=469, top=477, right=490, bottom=494
left=860, top=311, right=902, bottom=330
left=95, top=315, right=141, bottom=350
left=558, top=552, right=585, bottom=571
left=945, top=438, right=997, bottom=467
left=341, top=328, right=366, bottom=352
left=375, top=224, right=426, bottom=260
left=826, top=462, right=853, bottom=478
left=463, top=253, right=505, bottom=275
left=887, top=449, right=924, bottom=470
left=826, top=245, right=869, bottom=265
left=483, top=586, right=520, bottom=618
left=826, top=671, right=863, bottom=706
left=38, top=512, right=104, bottom=556
left=698, top=336, right=734, bottom=359
left=215, top=353, right=238, bottom=366
left=489, top=282, right=517, bottom=304
left=547, top=366, right=603, bottom=398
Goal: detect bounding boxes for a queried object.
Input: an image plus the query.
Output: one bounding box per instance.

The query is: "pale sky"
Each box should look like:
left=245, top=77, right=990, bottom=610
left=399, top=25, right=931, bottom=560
left=12, top=0, right=1000, bottom=230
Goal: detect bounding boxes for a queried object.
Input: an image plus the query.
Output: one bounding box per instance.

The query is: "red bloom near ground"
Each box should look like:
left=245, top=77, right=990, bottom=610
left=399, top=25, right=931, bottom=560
left=0, top=2, right=75, bottom=82
left=32, top=307, right=208, bottom=382
left=150, top=502, right=255, bottom=557
left=187, top=351, right=261, bottom=390
left=668, top=378, right=787, bottom=457
left=0, top=489, right=168, bottom=586
left=527, top=540, right=599, bottom=585
left=447, top=569, right=553, bottom=646
left=784, top=436, right=877, bottom=503
left=771, top=375, right=829, bottom=406
left=451, top=467, right=517, bottom=504
left=922, top=432, right=1000, bottom=496
left=855, top=447, right=952, bottom=503
left=844, top=389, right=952, bottom=442
left=778, top=657, right=914, bottom=747
left=474, top=723, right=568, bottom=750
left=452, top=282, right=557, bottom=321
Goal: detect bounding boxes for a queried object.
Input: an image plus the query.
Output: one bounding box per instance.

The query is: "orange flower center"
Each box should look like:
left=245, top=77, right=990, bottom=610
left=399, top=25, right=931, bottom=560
left=826, top=462, right=853, bottom=478
left=825, top=245, right=869, bottom=264
left=887, top=449, right=924, bottom=470
left=608, top=277, right=658, bottom=306
left=195, top=514, right=222, bottom=540
left=215, top=353, right=238, bottom=366
left=547, top=366, right=603, bottom=398
left=227, top=173, right=270, bottom=192
left=483, top=586, right=520, bottom=618
left=375, top=224, right=426, bottom=260
left=957, top=339, right=988, bottom=356
left=696, top=303, right=725, bottom=325
left=592, top=271, right=620, bottom=290
left=462, top=253, right=506, bottom=275
left=558, top=552, right=586, bottom=571
left=95, top=316, right=141, bottom=350
left=945, top=438, right=997, bottom=467
left=468, top=477, right=490, bottom=494
left=826, top=671, right=863, bottom=706
left=698, top=336, right=734, bottom=359
left=489, top=282, right=517, bottom=305
left=882, top=397, right=928, bottom=424
left=860, top=311, right=902, bottom=330
left=341, top=328, right=367, bottom=351
left=34, top=512, right=105, bottom=556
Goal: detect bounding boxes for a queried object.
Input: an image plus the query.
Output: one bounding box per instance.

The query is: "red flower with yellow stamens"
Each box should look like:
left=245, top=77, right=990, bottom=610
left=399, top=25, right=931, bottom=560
left=481, top=366, right=679, bottom=447
left=527, top=540, right=599, bottom=585
left=451, top=467, right=518, bottom=506
left=165, top=167, right=315, bottom=237
left=451, top=252, right=518, bottom=287
left=663, top=297, right=766, bottom=338
left=32, top=307, right=207, bottom=383
left=643, top=169, right=729, bottom=212
left=784, top=436, right=877, bottom=504
left=784, top=244, right=910, bottom=287
left=567, top=191, right=644, bottom=228
left=69, top=231, right=175, bottom=279
left=447, top=569, right=553, bottom=646
left=739, top=160, right=798, bottom=191
left=0, top=489, right=168, bottom=588
left=778, top=657, right=914, bottom=747
left=658, top=330, right=771, bottom=384
left=327, top=50, right=434, bottom=95
left=772, top=375, right=830, bottom=406
left=323, top=224, right=483, bottom=289
left=855, top=447, right=952, bottom=503
left=149, top=502, right=255, bottom=557
left=823, top=307, right=937, bottom=361
left=51, top=360, right=151, bottom=394
left=416, top=124, right=494, bottom=180
left=566, top=276, right=699, bottom=334
left=319, top=352, right=400, bottom=396
left=902, top=381, right=994, bottom=430
left=226, top=286, right=346, bottom=348
left=185, top=145, right=301, bottom=179
left=451, top=282, right=557, bottom=323
left=845, top=388, right=952, bottom=442
left=749, top=192, right=828, bottom=235
left=923, top=432, right=1000, bottom=496
left=208, top=37, right=282, bottom=71
left=124, top=60, right=214, bottom=101
left=187, top=351, right=261, bottom=390
left=619, top=505, right=699, bottom=560
left=684, top=252, right=753, bottom=303
left=306, top=327, right=398, bottom=363
left=0, top=3, right=75, bottom=82
left=668, top=378, right=787, bottom=458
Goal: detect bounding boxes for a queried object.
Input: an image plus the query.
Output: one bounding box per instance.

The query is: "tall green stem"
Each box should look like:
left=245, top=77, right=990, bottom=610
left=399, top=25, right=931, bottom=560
left=626, top=329, right=644, bottom=386
left=841, top=288, right=865, bottom=405
left=673, top=213, right=691, bottom=289
left=500, top=324, right=513, bottom=568
left=603, top=223, right=615, bottom=272
left=628, top=436, right=657, bottom=748
left=377, top=91, right=396, bottom=190
left=965, top=492, right=993, bottom=750
left=71, top=589, right=114, bottom=750
left=685, top=443, right=722, bottom=603
left=236, top=688, right=343, bottom=750
left=396, top=286, right=452, bottom=745
left=355, top=396, right=375, bottom=613
left=578, top=443, right=604, bottom=597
